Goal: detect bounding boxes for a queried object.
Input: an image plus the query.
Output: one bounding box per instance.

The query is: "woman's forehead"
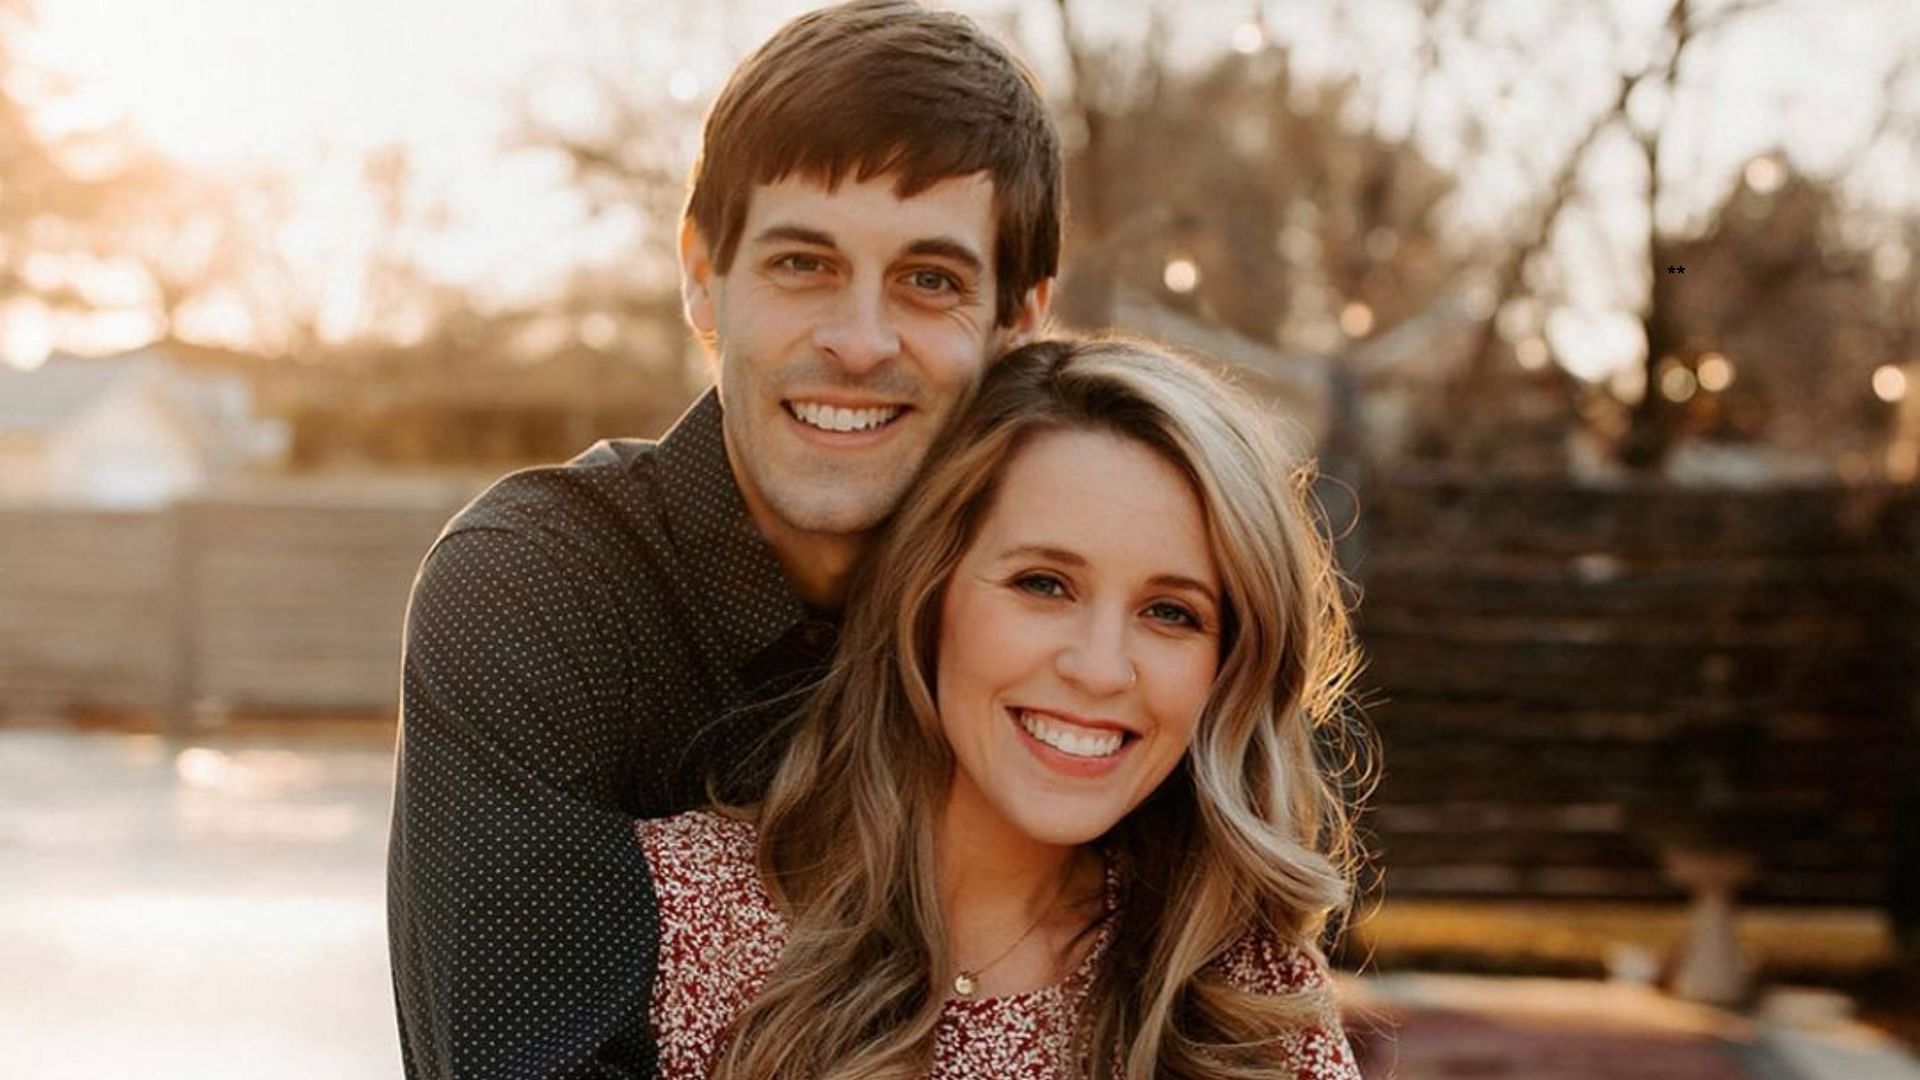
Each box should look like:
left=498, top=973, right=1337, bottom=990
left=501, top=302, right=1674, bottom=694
left=970, top=430, right=1217, bottom=587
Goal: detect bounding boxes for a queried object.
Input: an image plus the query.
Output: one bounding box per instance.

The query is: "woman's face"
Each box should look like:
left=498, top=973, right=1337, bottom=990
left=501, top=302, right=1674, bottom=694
left=935, top=428, right=1222, bottom=847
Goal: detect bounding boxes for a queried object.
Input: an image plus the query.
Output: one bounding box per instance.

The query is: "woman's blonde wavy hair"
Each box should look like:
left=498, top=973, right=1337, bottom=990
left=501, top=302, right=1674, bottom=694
left=711, top=336, right=1372, bottom=1079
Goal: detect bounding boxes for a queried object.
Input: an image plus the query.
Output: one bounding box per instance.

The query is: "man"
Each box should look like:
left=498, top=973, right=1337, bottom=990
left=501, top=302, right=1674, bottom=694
left=386, top=2, right=1061, bottom=1075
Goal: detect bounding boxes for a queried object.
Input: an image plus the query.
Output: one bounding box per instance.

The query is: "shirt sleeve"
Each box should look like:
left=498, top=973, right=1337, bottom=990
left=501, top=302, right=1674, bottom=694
left=388, top=526, right=657, bottom=1079
left=1213, top=930, right=1364, bottom=1080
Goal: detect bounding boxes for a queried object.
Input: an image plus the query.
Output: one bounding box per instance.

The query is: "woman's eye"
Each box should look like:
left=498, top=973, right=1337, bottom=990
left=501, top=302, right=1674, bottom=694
left=1145, top=601, right=1201, bottom=629
left=1012, top=573, right=1067, bottom=598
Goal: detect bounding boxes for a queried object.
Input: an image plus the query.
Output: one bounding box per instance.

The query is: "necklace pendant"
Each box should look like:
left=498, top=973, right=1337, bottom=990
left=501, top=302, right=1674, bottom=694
left=953, top=971, right=978, bottom=998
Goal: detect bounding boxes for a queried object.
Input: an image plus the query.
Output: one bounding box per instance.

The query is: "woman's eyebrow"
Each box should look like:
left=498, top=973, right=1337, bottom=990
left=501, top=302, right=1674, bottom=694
left=1148, top=574, right=1219, bottom=607
left=997, top=543, right=1085, bottom=566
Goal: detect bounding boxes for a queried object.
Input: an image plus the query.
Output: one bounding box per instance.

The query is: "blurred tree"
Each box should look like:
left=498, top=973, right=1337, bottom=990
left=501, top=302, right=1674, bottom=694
left=1437, top=0, right=1918, bottom=474
left=1045, top=0, right=1558, bottom=476
left=1049, top=0, right=1467, bottom=352
left=485, top=0, right=734, bottom=438
left=0, top=0, right=110, bottom=321
left=76, top=150, right=271, bottom=347
left=1655, top=165, right=1911, bottom=472
left=1615, top=0, right=1784, bottom=469
left=0, top=2, right=328, bottom=357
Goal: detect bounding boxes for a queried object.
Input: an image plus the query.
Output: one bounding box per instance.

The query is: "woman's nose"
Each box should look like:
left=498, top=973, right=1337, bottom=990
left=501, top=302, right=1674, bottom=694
left=1055, top=615, right=1136, bottom=696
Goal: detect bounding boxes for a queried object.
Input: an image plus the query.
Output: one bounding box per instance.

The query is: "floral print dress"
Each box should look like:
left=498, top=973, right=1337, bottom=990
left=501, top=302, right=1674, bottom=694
left=637, top=810, right=1362, bottom=1079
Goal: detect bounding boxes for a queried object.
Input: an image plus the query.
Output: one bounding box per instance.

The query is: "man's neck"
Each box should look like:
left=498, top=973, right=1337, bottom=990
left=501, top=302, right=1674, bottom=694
left=761, top=523, right=860, bottom=611
left=726, top=457, right=862, bottom=611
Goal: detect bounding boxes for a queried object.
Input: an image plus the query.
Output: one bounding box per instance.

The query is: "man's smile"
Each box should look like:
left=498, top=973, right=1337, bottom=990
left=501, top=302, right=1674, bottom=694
left=783, top=399, right=910, bottom=434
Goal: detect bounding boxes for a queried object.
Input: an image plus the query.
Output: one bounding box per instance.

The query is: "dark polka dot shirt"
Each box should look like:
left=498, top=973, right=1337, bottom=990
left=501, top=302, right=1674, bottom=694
left=387, top=390, right=838, bottom=1078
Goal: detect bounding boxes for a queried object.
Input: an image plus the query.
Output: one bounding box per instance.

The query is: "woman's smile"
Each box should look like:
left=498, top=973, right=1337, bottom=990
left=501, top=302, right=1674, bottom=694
left=1009, top=705, right=1138, bottom=775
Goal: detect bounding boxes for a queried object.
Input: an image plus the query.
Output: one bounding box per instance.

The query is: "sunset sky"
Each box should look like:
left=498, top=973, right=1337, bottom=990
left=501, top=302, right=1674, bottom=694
left=7, top=0, right=1915, bottom=368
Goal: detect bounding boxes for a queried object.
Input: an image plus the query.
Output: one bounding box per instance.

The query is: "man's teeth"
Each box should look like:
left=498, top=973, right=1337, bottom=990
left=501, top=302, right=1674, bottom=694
left=789, top=401, right=903, bottom=433
left=1016, top=709, right=1126, bottom=759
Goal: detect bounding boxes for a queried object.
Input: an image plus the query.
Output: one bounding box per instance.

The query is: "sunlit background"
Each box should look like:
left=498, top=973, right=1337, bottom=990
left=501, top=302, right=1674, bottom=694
left=2, top=0, right=1918, bottom=1076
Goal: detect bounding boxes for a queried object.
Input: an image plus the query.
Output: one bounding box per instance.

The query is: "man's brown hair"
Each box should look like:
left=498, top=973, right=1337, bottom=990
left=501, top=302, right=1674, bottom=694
left=685, top=0, right=1062, bottom=328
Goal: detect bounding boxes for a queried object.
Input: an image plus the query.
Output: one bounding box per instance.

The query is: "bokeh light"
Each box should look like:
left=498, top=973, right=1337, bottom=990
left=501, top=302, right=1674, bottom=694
left=1515, top=338, right=1550, bottom=370
left=1744, top=155, right=1786, bottom=194
left=1339, top=301, right=1375, bottom=338
left=1660, top=362, right=1698, bottom=403
left=1231, top=21, right=1266, bottom=56
left=1696, top=352, right=1734, bottom=392
left=1872, top=364, right=1908, bottom=403
left=1162, top=257, right=1200, bottom=295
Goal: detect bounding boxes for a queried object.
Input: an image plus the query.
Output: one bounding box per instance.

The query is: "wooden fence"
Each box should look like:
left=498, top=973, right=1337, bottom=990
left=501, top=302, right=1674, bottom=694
left=0, top=483, right=474, bottom=727
left=1355, top=474, right=1918, bottom=907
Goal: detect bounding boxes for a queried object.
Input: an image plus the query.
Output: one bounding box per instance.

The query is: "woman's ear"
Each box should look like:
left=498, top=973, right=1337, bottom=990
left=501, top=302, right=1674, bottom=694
left=679, top=218, right=717, bottom=337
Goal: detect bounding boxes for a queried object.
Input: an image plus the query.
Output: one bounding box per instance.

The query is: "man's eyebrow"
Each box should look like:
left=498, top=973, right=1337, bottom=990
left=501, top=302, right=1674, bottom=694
left=751, top=224, right=839, bottom=249
left=997, top=544, right=1219, bottom=606
left=903, top=237, right=986, bottom=277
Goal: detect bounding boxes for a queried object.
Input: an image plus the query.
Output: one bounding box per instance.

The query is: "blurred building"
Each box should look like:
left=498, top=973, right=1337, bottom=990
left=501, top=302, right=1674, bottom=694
left=0, top=347, right=290, bottom=507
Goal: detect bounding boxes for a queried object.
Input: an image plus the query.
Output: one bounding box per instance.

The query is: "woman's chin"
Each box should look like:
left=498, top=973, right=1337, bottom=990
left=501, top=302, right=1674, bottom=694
left=1000, top=800, right=1125, bottom=849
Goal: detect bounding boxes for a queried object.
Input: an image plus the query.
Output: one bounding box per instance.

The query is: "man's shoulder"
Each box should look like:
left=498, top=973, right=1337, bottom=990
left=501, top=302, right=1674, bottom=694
left=444, top=437, right=665, bottom=542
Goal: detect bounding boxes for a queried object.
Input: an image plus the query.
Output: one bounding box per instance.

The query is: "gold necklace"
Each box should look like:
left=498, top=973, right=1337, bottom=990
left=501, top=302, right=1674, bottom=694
left=951, top=854, right=1083, bottom=1000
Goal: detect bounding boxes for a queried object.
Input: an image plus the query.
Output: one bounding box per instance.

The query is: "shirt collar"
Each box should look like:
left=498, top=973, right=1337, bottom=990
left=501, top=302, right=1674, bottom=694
left=654, top=388, right=812, bottom=674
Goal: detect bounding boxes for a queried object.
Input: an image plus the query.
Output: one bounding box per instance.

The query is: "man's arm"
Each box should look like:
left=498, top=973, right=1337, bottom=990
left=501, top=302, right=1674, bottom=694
left=388, top=526, right=657, bottom=1079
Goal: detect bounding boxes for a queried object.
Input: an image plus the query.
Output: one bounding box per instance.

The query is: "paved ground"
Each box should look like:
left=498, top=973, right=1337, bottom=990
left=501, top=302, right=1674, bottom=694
left=1342, top=974, right=1920, bottom=1080
left=1, top=723, right=1914, bottom=1079
left=0, top=725, right=397, bottom=1078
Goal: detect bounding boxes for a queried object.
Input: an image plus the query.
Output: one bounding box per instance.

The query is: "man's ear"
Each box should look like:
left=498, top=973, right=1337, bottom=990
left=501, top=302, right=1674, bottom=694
left=679, top=217, right=718, bottom=337
left=997, top=277, right=1054, bottom=350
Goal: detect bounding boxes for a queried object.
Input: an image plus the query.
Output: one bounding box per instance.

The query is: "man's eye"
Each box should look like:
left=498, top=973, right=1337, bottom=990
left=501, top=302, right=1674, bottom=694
left=906, top=268, right=959, bottom=294
left=1145, top=601, right=1201, bottom=629
left=774, top=253, right=828, bottom=274
left=1012, top=573, right=1067, bottom=598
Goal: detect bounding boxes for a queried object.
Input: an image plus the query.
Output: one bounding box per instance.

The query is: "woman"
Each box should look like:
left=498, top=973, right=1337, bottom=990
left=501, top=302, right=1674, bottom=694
left=639, top=337, right=1370, bottom=1078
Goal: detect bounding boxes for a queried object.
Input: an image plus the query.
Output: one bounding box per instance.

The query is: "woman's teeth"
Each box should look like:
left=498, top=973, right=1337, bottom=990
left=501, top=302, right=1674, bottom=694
left=1016, top=709, right=1126, bottom=759
left=789, top=401, right=903, bottom=432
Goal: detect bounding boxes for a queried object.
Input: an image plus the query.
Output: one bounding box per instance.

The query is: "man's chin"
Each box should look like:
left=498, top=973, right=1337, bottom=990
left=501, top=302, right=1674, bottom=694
left=757, top=477, right=904, bottom=538
left=767, top=500, right=892, bottom=538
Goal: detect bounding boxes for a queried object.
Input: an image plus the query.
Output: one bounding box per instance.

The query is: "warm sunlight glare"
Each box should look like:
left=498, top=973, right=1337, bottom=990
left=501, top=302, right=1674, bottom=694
left=23, top=1, right=574, bottom=165
left=0, top=300, right=54, bottom=369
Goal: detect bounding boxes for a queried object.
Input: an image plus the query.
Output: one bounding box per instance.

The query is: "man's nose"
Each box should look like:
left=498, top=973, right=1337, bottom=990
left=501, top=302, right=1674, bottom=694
left=812, top=282, right=900, bottom=375
left=1055, top=612, right=1136, bottom=697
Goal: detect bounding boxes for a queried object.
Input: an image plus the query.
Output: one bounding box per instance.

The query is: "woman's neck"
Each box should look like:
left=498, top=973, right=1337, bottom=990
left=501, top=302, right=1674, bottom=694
left=936, top=774, right=1076, bottom=919
left=935, top=771, right=1104, bottom=994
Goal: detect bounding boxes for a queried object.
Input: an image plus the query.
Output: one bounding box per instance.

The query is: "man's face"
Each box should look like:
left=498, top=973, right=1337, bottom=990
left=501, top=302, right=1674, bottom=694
left=681, top=171, right=1046, bottom=540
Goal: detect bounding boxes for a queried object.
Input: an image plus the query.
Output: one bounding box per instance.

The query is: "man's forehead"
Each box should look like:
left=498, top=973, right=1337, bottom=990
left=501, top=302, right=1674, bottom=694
left=740, top=170, right=998, bottom=254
